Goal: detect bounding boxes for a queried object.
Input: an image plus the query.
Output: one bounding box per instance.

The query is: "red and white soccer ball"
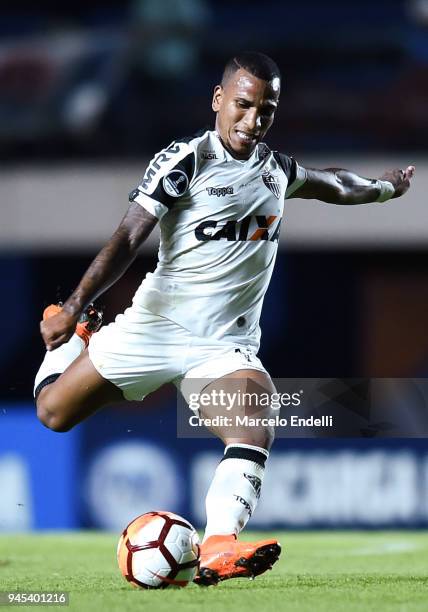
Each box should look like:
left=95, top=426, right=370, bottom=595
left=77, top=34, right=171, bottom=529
left=117, top=511, right=200, bottom=589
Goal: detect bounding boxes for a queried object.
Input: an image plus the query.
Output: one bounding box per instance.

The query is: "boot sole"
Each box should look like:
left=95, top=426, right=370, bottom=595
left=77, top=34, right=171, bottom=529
left=195, top=542, right=281, bottom=586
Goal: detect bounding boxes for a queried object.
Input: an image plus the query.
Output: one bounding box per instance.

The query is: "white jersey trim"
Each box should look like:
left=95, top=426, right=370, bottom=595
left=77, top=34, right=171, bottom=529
left=285, top=163, right=307, bottom=198
left=133, top=191, right=168, bottom=220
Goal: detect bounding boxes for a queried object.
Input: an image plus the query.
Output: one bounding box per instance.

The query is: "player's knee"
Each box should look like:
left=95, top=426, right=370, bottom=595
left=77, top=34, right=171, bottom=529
left=234, top=424, right=275, bottom=451
left=36, top=398, right=73, bottom=433
left=258, top=424, right=275, bottom=450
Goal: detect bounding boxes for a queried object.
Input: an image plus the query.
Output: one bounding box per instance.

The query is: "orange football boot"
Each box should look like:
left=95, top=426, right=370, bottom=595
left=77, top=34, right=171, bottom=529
left=195, top=535, right=281, bottom=586
left=43, top=303, right=103, bottom=348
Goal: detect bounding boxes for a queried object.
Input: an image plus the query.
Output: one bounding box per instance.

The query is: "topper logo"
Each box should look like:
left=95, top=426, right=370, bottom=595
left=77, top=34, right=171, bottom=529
left=206, top=186, right=234, bottom=197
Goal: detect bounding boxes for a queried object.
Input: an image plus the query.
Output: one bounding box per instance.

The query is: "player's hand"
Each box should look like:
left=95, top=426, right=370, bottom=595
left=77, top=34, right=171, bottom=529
left=40, top=309, right=79, bottom=351
left=379, top=165, right=415, bottom=199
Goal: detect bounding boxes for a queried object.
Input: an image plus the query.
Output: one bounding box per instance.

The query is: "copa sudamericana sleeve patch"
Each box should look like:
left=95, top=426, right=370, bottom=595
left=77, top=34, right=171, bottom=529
left=162, top=169, right=189, bottom=197
left=130, top=141, right=196, bottom=216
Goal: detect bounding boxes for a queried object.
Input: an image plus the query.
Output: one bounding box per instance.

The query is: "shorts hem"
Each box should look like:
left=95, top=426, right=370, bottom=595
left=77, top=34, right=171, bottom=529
left=88, top=343, right=136, bottom=401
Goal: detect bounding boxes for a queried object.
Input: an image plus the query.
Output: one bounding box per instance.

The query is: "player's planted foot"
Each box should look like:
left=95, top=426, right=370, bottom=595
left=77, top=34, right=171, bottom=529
left=194, top=535, right=281, bottom=586
left=43, top=303, right=103, bottom=347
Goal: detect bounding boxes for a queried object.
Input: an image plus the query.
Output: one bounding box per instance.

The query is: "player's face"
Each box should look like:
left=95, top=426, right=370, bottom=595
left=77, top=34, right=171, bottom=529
left=212, top=68, right=280, bottom=160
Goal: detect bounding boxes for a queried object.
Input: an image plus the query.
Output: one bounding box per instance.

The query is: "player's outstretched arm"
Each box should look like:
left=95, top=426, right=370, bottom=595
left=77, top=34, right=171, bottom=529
left=41, top=203, right=158, bottom=351
left=288, top=165, right=415, bottom=204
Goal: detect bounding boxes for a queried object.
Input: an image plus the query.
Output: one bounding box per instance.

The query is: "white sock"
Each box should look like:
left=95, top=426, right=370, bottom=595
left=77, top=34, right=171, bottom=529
left=203, top=443, right=268, bottom=542
left=34, top=334, right=85, bottom=396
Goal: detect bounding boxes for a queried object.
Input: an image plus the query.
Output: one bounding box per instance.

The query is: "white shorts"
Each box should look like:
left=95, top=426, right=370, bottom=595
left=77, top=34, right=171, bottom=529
left=88, top=305, right=267, bottom=401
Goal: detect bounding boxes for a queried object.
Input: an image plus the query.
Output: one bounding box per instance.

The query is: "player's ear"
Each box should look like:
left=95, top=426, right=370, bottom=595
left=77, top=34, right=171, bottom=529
left=212, top=85, right=223, bottom=112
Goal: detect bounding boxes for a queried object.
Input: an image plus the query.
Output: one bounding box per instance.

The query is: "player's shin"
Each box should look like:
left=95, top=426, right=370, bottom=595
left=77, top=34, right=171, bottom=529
left=202, top=443, right=268, bottom=541
left=33, top=334, right=85, bottom=399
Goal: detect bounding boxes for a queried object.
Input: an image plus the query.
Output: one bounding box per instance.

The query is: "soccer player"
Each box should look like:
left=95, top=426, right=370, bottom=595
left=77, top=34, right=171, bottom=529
left=34, top=52, right=414, bottom=585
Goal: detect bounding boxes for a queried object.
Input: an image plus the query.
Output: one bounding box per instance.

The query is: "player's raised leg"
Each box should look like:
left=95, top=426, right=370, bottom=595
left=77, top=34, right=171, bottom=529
left=195, top=368, right=281, bottom=585
left=35, top=304, right=123, bottom=432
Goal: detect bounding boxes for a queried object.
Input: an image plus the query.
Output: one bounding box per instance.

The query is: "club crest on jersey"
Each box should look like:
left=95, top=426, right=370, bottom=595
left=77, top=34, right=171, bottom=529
left=262, top=169, right=281, bottom=200
left=163, top=169, right=189, bottom=197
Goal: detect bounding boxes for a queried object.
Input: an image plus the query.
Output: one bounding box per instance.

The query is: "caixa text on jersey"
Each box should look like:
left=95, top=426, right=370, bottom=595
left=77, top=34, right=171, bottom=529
left=195, top=215, right=282, bottom=242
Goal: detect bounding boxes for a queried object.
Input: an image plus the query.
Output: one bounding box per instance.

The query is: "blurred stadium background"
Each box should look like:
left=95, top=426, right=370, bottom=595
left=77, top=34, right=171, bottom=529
left=1, top=0, right=428, bottom=533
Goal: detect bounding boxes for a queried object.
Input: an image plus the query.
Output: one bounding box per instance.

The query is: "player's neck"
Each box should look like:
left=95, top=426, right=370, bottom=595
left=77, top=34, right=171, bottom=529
left=214, top=129, right=253, bottom=162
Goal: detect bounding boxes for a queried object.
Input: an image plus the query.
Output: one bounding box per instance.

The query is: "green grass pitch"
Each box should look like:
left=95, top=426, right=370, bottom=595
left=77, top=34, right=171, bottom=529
left=1, top=531, right=427, bottom=611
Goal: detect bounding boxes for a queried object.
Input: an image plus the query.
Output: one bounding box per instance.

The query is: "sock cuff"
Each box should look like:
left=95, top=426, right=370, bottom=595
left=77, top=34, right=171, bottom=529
left=222, top=443, right=269, bottom=467
left=34, top=373, right=61, bottom=400
left=224, top=443, right=269, bottom=458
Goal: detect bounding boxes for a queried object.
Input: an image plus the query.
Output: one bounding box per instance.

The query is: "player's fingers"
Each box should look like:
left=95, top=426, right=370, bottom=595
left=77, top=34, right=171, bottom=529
left=41, top=318, right=72, bottom=338
left=405, top=165, right=415, bottom=180
left=41, top=325, right=69, bottom=348
left=46, top=333, right=70, bottom=351
left=400, top=166, right=415, bottom=181
left=40, top=327, right=58, bottom=347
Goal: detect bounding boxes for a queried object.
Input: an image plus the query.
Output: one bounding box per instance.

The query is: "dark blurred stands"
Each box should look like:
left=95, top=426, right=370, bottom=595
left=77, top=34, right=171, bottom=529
left=0, top=0, right=426, bottom=160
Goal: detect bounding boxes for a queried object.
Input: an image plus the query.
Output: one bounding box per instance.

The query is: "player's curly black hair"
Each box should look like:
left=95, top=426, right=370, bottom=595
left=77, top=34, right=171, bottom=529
left=221, top=52, right=281, bottom=86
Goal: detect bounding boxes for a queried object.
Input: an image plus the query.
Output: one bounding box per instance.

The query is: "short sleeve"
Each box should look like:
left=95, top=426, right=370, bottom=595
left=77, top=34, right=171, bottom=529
left=273, top=152, right=308, bottom=198
left=129, top=141, right=196, bottom=219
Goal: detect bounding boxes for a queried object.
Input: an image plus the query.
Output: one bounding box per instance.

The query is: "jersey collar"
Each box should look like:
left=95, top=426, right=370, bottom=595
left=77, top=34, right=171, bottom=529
left=211, top=130, right=266, bottom=164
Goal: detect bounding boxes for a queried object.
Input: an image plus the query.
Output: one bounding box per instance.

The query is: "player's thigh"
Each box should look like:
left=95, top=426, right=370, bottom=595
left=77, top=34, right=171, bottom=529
left=198, top=368, right=276, bottom=450
left=37, top=349, right=124, bottom=431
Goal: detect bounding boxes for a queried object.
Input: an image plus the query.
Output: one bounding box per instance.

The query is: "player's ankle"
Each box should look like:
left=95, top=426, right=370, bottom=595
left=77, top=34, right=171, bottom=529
left=202, top=534, right=236, bottom=545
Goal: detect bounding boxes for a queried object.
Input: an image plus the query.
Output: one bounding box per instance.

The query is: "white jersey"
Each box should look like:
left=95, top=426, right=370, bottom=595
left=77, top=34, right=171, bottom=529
left=129, top=130, right=306, bottom=350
